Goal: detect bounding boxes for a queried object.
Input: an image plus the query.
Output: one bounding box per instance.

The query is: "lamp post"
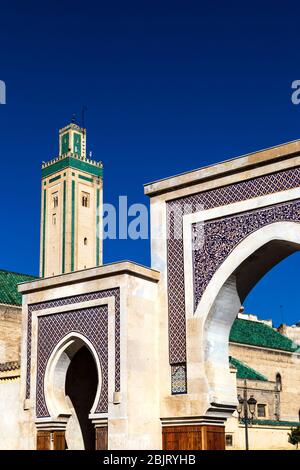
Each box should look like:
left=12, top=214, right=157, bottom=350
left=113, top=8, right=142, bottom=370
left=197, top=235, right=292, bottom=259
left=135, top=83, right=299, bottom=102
left=237, top=379, right=257, bottom=450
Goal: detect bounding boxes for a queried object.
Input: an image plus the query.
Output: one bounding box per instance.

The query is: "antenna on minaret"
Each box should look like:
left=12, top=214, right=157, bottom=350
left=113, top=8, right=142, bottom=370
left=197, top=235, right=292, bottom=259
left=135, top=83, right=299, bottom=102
left=81, top=105, right=88, bottom=129
left=71, top=113, right=76, bottom=124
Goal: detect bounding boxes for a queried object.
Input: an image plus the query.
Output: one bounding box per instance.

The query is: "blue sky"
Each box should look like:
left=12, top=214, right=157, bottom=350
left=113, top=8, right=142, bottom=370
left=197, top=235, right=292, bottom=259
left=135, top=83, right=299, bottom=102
left=1, top=0, right=300, bottom=325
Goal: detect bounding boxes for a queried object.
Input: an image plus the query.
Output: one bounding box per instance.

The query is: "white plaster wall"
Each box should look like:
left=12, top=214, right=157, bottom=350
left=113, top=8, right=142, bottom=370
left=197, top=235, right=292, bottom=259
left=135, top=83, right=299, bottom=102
left=204, top=275, right=241, bottom=406
left=126, top=276, right=161, bottom=449
left=0, top=379, right=20, bottom=449
left=108, top=275, right=161, bottom=449
left=0, top=378, right=34, bottom=450
left=225, top=415, right=296, bottom=450
left=65, top=398, right=84, bottom=450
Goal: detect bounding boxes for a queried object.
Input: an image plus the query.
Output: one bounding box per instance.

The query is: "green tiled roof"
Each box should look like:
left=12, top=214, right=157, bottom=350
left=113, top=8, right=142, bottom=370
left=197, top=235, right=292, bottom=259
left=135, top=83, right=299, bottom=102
left=0, top=269, right=37, bottom=306
left=229, top=356, right=268, bottom=381
left=252, top=419, right=300, bottom=427
left=230, top=318, right=299, bottom=353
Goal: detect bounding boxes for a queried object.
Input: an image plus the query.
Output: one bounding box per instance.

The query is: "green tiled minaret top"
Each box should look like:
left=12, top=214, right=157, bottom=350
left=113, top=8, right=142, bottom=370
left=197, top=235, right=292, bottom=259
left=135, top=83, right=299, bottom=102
left=41, top=123, right=103, bottom=179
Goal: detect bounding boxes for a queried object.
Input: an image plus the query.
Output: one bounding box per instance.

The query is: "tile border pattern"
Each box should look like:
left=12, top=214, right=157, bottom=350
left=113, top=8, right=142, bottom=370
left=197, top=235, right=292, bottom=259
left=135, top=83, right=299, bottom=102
left=25, top=288, right=120, bottom=416
left=192, top=200, right=300, bottom=309
left=167, top=166, right=300, bottom=367
left=36, top=305, right=108, bottom=417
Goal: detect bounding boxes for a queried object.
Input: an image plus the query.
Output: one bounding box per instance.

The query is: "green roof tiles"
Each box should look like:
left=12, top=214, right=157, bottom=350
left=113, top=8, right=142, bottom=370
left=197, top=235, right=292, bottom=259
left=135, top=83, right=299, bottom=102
left=252, top=419, right=300, bottom=427
left=230, top=318, right=299, bottom=353
left=229, top=356, right=268, bottom=381
left=0, top=269, right=37, bottom=306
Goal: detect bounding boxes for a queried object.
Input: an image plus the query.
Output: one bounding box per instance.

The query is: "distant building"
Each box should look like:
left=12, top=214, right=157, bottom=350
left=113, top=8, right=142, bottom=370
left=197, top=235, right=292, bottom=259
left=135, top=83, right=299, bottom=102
left=227, top=315, right=300, bottom=450
left=0, top=269, right=36, bottom=449
left=278, top=322, right=300, bottom=346
left=0, top=269, right=36, bottom=365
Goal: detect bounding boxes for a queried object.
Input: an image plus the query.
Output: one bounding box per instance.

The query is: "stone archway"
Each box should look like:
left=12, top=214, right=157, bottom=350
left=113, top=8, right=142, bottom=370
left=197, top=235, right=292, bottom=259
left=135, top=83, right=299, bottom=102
left=40, top=333, right=102, bottom=450
left=199, top=222, right=300, bottom=409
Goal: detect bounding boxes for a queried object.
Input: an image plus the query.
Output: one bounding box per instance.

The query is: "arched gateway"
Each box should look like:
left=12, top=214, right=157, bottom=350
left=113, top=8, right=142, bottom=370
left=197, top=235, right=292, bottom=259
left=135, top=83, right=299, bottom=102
left=144, top=139, right=300, bottom=449
left=18, top=128, right=300, bottom=450
left=44, top=334, right=100, bottom=449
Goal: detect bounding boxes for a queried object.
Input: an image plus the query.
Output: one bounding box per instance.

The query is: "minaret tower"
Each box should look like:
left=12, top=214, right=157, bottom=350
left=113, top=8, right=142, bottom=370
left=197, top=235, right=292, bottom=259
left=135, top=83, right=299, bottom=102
left=40, top=123, right=103, bottom=277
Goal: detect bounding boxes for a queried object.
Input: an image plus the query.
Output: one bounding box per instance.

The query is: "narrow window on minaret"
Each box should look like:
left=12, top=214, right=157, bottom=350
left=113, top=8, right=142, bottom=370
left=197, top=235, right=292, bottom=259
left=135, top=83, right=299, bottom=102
left=53, top=193, right=58, bottom=208
left=81, top=192, right=90, bottom=208
left=84, top=237, right=88, bottom=246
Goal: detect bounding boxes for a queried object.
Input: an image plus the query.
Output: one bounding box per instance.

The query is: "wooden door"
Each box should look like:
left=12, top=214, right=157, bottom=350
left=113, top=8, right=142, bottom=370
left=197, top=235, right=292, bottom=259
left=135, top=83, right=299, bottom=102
left=162, top=425, right=202, bottom=450
left=205, top=426, right=225, bottom=450
left=162, top=425, right=225, bottom=450
left=37, top=431, right=51, bottom=450
left=36, top=430, right=66, bottom=450
left=53, top=431, right=66, bottom=450
left=95, top=427, right=108, bottom=450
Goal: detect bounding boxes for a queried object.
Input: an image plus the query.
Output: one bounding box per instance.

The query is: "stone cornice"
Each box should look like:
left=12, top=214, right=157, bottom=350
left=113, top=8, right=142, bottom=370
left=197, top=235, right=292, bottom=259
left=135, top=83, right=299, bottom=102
left=42, top=154, right=103, bottom=179
left=18, top=261, right=160, bottom=295
left=144, top=139, right=300, bottom=197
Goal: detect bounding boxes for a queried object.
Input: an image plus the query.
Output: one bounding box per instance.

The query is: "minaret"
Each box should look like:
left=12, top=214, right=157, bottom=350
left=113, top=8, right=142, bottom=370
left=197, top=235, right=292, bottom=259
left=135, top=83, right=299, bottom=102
left=40, top=123, right=103, bottom=278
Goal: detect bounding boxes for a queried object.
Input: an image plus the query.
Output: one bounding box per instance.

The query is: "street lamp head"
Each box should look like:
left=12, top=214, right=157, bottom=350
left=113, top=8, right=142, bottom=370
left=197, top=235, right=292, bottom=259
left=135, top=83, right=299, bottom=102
left=247, top=395, right=257, bottom=416
left=237, top=394, right=244, bottom=414
left=238, top=394, right=244, bottom=403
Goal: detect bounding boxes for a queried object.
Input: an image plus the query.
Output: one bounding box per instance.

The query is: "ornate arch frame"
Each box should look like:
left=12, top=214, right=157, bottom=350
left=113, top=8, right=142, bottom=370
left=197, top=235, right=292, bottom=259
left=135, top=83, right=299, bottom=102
left=44, top=332, right=102, bottom=420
